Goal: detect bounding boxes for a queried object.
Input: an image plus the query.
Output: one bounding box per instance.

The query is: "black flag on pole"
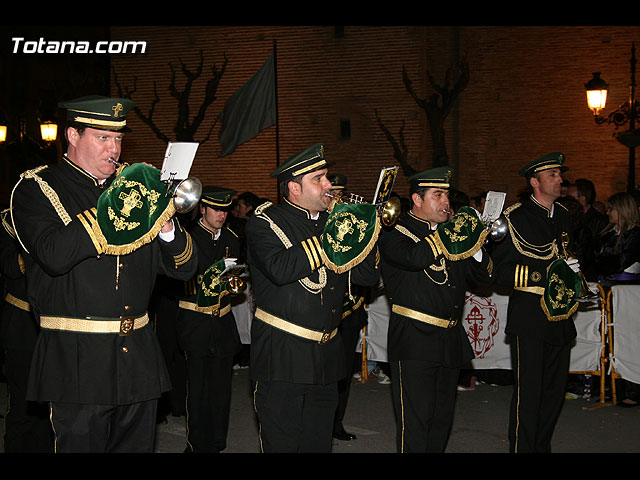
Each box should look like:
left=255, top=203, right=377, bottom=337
left=218, top=55, right=276, bottom=157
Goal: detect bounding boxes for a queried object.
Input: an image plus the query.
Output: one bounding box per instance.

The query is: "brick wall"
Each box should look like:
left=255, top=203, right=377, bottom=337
left=111, top=25, right=640, bottom=207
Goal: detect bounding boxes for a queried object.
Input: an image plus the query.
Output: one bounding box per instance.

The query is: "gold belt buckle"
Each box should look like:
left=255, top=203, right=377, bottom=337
left=119, top=316, right=135, bottom=336
left=319, top=330, right=332, bottom=344
left=447, top=318, right=458, bottom=329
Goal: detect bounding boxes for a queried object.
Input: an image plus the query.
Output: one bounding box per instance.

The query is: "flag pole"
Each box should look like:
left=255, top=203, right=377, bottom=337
left=273, top=39, right=281, bottom=200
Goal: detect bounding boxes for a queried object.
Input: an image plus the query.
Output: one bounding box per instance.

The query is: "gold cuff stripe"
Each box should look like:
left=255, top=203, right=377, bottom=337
left=255, top=307, right=337, bottom=344
left=5, top=293, right=30, bottom=312
left=308, top=236, right=322, bottom=269
left=174, top=232, right=193, bottom=267
left=342, top=296, right=365, bottom=319
left=514, top=264, right=529, bottom=288
left=40, top=313, right=149, bottom=334
left=77, top=208, right=106, bottom=255
left=392, top=304, right=457, bottom=329
left=301, top=239, right=316, bottom=270
left=178, top=300, right=231, bottom=317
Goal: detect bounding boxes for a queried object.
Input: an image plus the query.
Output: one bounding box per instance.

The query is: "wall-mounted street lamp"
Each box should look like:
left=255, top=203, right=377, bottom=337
left=585, top=42, right=640, bottom=192
left=0, top=117, right=58, bottom=146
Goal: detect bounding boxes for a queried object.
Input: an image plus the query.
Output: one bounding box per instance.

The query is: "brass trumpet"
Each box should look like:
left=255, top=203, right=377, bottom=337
left=108, top=158, right=202, bottom=214
left=560, top=232, right=596, bottom=299
left=325, top=192, right=401, bottom=227
left=223, top=247, right=247, bottom=295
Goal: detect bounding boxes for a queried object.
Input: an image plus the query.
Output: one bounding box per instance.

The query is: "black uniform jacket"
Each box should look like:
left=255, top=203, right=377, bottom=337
left=492, top=196, right=576, bottom=345
left=0, top=209, right=38, bottom=351
left=380, top=211, right=493, bottom=368
left=176, top=220, right=242, bottom=358
left=10, top=157, right=198, bottom=405
left=246, top=199, right=380, bottom=385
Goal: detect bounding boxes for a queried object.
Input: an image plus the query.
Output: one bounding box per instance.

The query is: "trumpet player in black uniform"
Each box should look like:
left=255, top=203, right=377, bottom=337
left=379, top=167, right=493, bottom=453
left=246, top=144, right=380, bottom=452
left=176, top=186, right=242, bottom=453
left=9, top=96, right=198, bottom=453
left=492, top=153, right=581, bottom=453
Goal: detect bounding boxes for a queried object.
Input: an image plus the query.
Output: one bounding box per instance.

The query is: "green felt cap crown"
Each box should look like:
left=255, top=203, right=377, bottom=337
left=519, top=152, right=568, bottom=177
left=59, top=95, right=135, bottom=131
left=407, top=166, right=454, bottom=189
left=270, top=143, right=327, bottom=182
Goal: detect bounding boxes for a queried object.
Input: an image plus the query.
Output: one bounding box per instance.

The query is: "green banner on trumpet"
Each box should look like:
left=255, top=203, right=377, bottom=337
left=197, top=259, right=228, bottom=311
left=434, top=206, right=487, bottom=261
left=541, top=259, right=582, bottom=322
left=96, top=163, right=176, bottom=255
left=321, top=201, right=380, bottom=274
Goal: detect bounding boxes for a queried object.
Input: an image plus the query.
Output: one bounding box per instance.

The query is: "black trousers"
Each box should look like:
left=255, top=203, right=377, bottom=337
left=254, top=380, right=338, bottom=453
left=184, top=353, right=234, bottom=453
left=508, top=335, right=571, bottom=453
left=333, top=322, right=362, bottom=433
left=390, top=359, right=460, bottom=453
left=50, top=399, right=157, bottom=453
left=2, top=348, right=53, bottom=453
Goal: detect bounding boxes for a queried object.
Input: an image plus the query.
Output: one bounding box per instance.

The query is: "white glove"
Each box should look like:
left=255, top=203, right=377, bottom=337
left=224, top=257, right=238, bottom=270
left=472, top=248, right=483, bottom=262
left=565, top=257, right=580, bottom=273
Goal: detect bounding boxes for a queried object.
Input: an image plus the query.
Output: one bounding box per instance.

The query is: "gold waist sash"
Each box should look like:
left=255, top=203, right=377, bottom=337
left=178, top=300, right=231, bottom=317
left=40, top=312, right=149, bottom=336
left=254, top=307, right=337, bottom=344
left=392, top=304, right=458, bottom=329
left=5, top=293, right=30, bottom=312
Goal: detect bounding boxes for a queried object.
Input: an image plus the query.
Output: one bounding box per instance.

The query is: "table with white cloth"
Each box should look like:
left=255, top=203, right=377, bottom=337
left=358, top=283, right=604, bottom=373
left=611, top=284, right=640, bottom=385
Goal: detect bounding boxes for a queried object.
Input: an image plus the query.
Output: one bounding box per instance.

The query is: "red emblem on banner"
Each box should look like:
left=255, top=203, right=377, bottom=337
left=463, top=293, right=500, bottom=358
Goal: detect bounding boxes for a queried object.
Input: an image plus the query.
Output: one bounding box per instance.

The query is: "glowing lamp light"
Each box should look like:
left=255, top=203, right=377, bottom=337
left=0, top=125, right=6, bottom=143
left=40, top=121, right=58, bottom=142
left=585, top=72, right=609, bottom=116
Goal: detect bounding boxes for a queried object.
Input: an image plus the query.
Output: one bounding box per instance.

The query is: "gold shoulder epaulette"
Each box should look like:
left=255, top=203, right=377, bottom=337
left=254, top=201, right=273, bottom=216
left=503, top=202, right=521, bottom=217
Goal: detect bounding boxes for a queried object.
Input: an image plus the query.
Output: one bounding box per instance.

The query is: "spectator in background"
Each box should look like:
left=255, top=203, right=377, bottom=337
left=567, top=178, right=609, bottom=239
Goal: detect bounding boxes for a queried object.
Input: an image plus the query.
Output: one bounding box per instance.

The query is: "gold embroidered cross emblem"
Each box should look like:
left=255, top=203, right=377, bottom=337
left=119, top=189, right=143, bottom=217
left=112, top=103, right=123, bottom=117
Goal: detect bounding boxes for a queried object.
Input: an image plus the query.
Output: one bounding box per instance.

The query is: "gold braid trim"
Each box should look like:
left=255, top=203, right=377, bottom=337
left=540, top=295, right=579, bottom=322
left=504, top=204, right=558, bottom=260
left=255, top=204, right=327, bottom=293
left=21, top=167, right=72, bottom=225
left=396, top=224, right=448, bottom=284
left=10, top=166, right=69, bottom=254
left=77, top=208, right=107, bottom=255
left=1, top=208, right=16, bottom=239
left=320, top=218, right=381, bottom=274
left=174, top=231, right=194, bottom=267
left=102, top=202, right=177, bottom=256
left=432, top=227, right=487, bottom=261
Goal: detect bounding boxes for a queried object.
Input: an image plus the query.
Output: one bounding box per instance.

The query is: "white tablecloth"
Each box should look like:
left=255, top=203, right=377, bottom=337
left=611, top=285, right=640, bottom=384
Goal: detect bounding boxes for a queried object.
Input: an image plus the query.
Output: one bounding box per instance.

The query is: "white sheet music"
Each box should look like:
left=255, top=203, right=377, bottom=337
left=482, top=191, right=506, bottom=223
left=160, top=142, right=199, bottom=182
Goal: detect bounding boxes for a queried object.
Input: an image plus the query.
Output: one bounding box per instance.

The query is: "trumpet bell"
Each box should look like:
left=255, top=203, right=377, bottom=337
left=380, top=196, right=401, bottom=227
left=173, top=177, right=202, bottom=213
left=488, top=215, right=508, bottom=241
